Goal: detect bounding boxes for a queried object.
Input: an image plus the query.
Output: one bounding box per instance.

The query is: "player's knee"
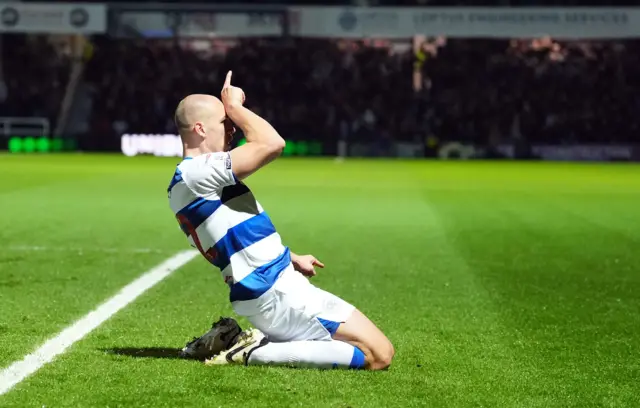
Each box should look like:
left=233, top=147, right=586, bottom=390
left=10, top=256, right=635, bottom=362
left=369, top=340, right=395, bottom=371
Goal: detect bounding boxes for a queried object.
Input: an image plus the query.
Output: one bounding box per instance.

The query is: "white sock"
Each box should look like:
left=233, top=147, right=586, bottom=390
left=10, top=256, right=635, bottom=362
left=247, top=340, right=366, bottom=370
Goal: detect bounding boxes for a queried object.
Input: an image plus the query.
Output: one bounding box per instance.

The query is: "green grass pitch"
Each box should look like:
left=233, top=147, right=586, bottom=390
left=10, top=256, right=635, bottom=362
left=0, top=154, right=639, bottom=407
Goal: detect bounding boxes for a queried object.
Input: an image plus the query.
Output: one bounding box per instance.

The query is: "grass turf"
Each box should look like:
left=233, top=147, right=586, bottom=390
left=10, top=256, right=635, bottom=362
left=0, top=154, right=639, bottom=407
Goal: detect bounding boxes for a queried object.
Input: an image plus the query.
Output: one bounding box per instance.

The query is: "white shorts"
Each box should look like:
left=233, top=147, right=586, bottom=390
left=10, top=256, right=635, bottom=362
left=231, top=264, right=355, bottom=342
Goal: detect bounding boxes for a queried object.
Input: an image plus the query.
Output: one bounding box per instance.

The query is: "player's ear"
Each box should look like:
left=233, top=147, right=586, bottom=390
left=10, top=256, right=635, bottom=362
left=194, top=122, right=206, bottom=137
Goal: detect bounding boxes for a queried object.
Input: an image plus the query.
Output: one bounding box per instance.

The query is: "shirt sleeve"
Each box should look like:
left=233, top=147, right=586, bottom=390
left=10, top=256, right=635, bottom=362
left=182, top=152, right=237, bottom=195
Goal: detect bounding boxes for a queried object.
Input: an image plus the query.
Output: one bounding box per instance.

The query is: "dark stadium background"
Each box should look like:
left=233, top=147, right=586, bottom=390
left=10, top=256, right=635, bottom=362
left=2, top=0, right=638, bottom=160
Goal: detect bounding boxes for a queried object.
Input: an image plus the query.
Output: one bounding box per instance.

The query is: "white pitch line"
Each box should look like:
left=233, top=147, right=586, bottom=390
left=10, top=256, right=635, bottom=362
left=0, top=249, right=199, bottom=396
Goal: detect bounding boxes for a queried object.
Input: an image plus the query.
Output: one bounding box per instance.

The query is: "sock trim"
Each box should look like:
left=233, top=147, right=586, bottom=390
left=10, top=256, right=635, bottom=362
left=349, top=346, right=366, bottom=369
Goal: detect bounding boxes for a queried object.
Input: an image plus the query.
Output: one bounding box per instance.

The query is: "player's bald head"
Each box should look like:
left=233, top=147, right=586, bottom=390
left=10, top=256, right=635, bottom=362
left=174, top=93, right=234, bottom=154
left=174, top=94, right=225, bottom=140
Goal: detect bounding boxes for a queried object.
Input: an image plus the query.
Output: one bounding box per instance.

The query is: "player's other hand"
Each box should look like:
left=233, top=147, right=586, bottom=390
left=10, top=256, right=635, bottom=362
left=220, top=71, right=245, bottom=109
left=292, top=254, right=325, bottom=277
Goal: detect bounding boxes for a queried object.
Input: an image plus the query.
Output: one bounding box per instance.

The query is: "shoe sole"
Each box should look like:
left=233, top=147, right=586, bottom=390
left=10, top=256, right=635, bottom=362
left=206, top=330, right=265, bottom=366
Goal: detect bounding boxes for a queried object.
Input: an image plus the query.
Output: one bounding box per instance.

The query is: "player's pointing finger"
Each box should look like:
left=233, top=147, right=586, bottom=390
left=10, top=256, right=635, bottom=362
left=224, top=71, right=232, bottom=88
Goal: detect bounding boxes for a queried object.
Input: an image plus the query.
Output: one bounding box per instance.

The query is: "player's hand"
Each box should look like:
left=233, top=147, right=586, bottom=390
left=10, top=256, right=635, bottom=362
left=220, top=71, right=245, bottom=110
left=292, top=254, right=325, bottom=277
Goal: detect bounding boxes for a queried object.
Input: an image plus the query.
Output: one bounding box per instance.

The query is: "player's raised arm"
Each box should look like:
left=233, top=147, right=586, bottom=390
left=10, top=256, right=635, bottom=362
left=221, top=71, right=285, bottom=181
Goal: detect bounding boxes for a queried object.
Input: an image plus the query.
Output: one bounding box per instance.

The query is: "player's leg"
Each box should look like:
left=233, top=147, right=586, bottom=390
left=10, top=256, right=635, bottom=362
left=244, top=311, right=391, bottom=370
left=206, top=311, right=388, bottom=370
left=245, top=338, right=364, bottom=369
left=293, top=282, right=394, bottom=371
left=211, top=267, right=368, bottom=369
left=206, top=313, right=365, bottom=369
left=247, top=271, right=389, bottom=370
left=333, top=309, right=395, bottom=370
left=296, top=280, right=394, bottom=371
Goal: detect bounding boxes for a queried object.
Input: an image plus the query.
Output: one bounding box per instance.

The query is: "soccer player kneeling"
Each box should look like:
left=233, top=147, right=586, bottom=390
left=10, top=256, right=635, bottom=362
left=167, top=72, right=394, bottom=370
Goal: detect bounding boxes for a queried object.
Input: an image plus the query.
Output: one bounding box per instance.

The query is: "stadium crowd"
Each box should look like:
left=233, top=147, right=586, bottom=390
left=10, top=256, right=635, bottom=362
left=83, top=38, right=413, bottom=148
left=422, top=38, right=640, bottom=144
left=2, top=34, right=639, bottom=149
left=81, top=37, right=640, bottom=148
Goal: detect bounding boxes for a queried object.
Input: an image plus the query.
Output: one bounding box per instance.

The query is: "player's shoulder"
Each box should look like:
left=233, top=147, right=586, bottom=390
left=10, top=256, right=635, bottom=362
left=178, top=152, right=234, bottom=195
left=203, top=152, right=232, bottom=169
left=180, top=153, right=230, bottom=171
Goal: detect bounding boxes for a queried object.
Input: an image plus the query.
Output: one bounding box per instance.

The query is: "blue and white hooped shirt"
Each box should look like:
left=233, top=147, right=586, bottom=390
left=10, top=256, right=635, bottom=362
left=167, top=152, right=289, bottom=303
